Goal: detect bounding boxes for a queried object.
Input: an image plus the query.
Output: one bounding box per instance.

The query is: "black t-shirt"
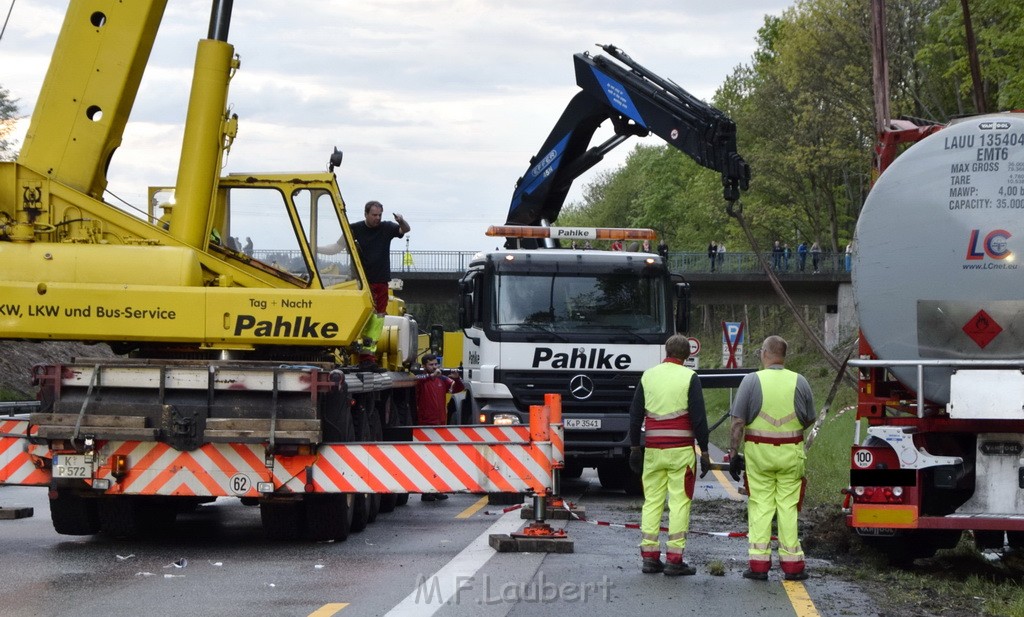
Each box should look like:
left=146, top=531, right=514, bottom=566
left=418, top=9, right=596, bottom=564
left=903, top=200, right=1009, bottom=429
left=351, top=220, right=403, bottom=283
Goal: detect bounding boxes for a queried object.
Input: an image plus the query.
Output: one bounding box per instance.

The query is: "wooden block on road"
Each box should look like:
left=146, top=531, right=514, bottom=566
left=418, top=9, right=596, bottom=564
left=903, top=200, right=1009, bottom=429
left=489, top=533, right=574, bottom=553
left=520, top=505, right=585, bottom=520
left=0, top=506, right=34, bottom=520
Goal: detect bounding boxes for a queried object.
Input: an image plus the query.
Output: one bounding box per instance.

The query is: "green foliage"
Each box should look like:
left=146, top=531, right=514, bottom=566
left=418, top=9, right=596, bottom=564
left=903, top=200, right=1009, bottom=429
left=0, top=85, right=19, bottom=161
left=565, top=1, right=1023, bottom=255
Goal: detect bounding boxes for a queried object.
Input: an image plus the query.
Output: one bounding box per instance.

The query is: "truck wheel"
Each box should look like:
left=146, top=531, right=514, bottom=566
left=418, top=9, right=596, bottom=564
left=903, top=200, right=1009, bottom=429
left=974, top=530, right=1005, bottom=550
left=49, top=489, right=99, bottom=536
left=395, top=493, right=410, bottom=507
left=487, top=492, right=525, bottom=505
left=623, top=467, right=644, bottom=496
left=261, top=500, right=305, bottom=540
left=98, top=496, right=175, bottom=538
left=859, top=530, right=961, bottom=565
left=597, top=462, right=626, bottom=490
left=304, top=494, right=352, bottom=542
left=561, top=462, right=584, bottom=479
left=379, top=493, right=398, bottom=514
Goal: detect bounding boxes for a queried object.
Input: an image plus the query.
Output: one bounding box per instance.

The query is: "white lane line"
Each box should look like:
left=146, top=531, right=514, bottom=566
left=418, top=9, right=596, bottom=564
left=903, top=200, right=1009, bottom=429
left=384, top=508, right=523, bottom=616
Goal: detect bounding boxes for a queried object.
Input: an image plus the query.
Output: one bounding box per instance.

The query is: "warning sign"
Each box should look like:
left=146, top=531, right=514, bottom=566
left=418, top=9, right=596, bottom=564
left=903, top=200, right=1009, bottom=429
left=962, top=309, right=1002, bottom=349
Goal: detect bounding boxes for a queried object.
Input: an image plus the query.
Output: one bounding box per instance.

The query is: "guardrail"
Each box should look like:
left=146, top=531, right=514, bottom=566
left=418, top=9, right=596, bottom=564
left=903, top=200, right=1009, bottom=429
left=251, top=250, right=850, bottom=275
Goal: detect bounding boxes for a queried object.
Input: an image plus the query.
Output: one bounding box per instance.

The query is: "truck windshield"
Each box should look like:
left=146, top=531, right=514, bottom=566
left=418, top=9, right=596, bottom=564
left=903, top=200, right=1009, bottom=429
left=493, top=270, right=664, bottom=333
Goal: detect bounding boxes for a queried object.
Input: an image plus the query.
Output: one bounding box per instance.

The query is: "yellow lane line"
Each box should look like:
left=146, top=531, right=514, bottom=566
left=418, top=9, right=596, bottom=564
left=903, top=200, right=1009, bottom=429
left=455, top=495, right=489, bottom=519
left=712, top=468, right=744, bottom=500
left=308, top=602, right=349, bottom=617
left=783, top=580, right=821, bottom=616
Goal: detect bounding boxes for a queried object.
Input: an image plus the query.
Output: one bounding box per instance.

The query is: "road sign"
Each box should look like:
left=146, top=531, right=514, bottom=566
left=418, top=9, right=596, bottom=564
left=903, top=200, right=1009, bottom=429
left=721, top=322, right=745, bottom=368
left=687, top=337, right=701, bottom=355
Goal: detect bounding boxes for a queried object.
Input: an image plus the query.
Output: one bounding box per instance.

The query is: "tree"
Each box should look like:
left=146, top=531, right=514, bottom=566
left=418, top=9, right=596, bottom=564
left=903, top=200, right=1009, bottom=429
left=0, top=86, right=19, bottom=161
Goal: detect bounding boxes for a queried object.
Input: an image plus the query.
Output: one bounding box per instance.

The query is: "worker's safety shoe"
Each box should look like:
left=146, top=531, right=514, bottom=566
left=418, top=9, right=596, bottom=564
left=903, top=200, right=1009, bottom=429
left=641, top=558, right=664, bottom=574
left=783, top=571, right=809, bottom=581
left=742, top=569, right=769, bottom=581
left=663, top=562, right=697, bottom=577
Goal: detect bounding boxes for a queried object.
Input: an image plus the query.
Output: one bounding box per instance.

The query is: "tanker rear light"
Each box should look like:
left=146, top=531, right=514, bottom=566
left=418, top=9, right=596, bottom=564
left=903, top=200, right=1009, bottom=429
left=256, top=482, right=275, bottom=494
left=110, top=454, right=128, bottom=480
left=272, top=444, right=313, bottom=457
left=852, top=485, right=904, bottom=504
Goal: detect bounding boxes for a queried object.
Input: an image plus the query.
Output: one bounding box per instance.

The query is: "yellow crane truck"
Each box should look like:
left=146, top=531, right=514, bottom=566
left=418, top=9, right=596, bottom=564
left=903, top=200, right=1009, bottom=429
left=0, top=1, right=430, bottom=540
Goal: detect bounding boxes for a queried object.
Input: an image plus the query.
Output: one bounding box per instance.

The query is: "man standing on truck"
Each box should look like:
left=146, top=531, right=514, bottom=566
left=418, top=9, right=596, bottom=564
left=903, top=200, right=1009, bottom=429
left=728, top=335, right=815, bottom=581
left=628, top=334, right=710, bottom=576
left=415, top=353, right=464, bottom=501
left=318, top=200, right=410, bottom=364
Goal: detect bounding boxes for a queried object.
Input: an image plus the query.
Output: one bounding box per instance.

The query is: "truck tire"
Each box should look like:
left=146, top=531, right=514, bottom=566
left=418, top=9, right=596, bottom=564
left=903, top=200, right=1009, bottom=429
left=623, top=467, right=644, bottom=496
left=597, top=461, right=626, bottom=490
left=304, top=494, right=352, bottom=542
left=561, top=462, right=584, bottom=479
left=49, top=489, right=100, bottom=536
left=859, top=529, right=961, bottom=565
left=487, top=492, right=525, bottom=505
left=396, top=493, right=410, bottom=507
left=98, top=496, right=175, bottom=538
left=261, top=500, right=305, bottom=541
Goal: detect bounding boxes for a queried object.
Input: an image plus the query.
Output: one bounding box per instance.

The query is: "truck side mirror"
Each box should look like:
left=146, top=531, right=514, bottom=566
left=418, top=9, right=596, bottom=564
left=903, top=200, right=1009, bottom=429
left=674, top=282, right=691, bottom=334
left=458, top=274, right=476, bottom=329
left=429, top=324, right=445, bottom=355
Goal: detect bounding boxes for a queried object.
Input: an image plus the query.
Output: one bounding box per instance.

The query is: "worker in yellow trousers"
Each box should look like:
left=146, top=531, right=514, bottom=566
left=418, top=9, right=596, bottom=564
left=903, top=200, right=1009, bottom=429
left=729, top=335, right=815, bottom=581
left=628, top=334, right=710, bottom=576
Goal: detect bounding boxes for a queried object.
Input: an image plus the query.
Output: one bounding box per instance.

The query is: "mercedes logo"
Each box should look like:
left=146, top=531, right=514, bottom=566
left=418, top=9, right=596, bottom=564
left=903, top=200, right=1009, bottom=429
left=568, top=374, right=595, bottom=400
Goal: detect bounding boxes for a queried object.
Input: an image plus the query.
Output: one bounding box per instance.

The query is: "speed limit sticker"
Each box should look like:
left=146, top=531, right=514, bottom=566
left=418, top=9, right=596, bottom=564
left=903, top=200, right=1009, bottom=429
left=229, top=473, right=251, bottom=495
left=852, top=449, right=874, bottom=469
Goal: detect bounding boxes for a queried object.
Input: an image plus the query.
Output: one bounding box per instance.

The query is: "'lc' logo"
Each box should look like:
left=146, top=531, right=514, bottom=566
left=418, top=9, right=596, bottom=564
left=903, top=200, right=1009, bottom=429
left=966, top=229, right=1012, bottom=260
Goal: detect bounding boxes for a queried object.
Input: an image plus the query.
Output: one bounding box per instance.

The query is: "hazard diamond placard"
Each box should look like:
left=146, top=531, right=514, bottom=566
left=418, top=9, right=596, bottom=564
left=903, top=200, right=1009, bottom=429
left=962, top=309, right=1003, bottom=349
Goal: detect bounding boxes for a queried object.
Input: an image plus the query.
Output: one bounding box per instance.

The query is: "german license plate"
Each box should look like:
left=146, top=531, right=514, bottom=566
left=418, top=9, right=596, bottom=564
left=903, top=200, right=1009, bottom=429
left=54, top=454, right=91, bottom=478
left=565, top=418, right=601, bottom=430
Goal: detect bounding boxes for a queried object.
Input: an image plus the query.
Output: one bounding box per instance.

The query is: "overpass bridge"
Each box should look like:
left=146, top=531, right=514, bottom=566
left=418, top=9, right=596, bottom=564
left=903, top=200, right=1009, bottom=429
left=255, top=248, right=853, bottom=307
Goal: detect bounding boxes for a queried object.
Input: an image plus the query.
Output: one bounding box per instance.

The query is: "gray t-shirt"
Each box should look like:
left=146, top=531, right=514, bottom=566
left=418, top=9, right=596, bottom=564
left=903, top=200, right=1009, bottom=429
left=729, top=365, right=816, bottom=427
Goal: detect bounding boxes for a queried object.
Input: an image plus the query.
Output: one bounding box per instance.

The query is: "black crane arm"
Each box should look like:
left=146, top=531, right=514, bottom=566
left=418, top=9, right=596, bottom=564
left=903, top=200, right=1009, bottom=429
left=505, top=44, right=750, bottom=228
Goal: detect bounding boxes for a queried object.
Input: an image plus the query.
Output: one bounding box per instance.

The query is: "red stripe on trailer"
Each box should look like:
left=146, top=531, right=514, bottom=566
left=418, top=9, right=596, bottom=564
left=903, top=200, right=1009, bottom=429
left=462, top=444, right=518, bottom=493
left=428, top=443, right=483, bottom=492
left=365, top=445, right=415, bottom=492
left=397, top=445, right=451, bottom=493
left=490, top=444, right=541, bottom=492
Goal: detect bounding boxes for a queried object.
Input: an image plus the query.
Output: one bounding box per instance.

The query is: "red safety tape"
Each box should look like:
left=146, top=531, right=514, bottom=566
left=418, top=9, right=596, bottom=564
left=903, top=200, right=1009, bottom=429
left=483, top=501, right=755, bottom=539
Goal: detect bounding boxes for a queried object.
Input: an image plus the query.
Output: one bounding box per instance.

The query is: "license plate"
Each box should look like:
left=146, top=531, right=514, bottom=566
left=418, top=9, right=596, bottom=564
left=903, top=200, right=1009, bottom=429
left=855, top=527, right=896, bottom=537
left=54, top=454, right=91, bottom=479
left=565, top=418, right=602, bottom=430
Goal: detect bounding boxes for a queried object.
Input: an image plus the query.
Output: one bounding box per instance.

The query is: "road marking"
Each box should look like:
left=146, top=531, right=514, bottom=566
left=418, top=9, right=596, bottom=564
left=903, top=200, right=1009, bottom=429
left=384, top=508, right=524, bottom=616
left=783, top=580, right=821, bottom=616
left=307, top=602, right=348, bottom=617
left=712, top=468, right=744, bottom=500
left=455, top=496, right=489, bottom=519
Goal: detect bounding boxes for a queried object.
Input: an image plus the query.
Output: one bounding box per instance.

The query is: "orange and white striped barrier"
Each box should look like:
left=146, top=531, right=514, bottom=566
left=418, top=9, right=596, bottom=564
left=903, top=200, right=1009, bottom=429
left=0, top=418, right=49, bottom=486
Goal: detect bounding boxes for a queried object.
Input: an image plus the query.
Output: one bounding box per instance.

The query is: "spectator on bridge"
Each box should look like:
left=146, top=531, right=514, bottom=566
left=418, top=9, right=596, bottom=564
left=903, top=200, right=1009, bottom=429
left=771, top=241, right=783, bottom=270
left=811, top=241, right=822, bottom=274
left=243, top=236, right=254, bottom=257
left=717, top=243, right=726, bottom=269
left=783, top=243, right=791, bottom=271
left=728, top=335, right=815, bottom=581
left=318, top=201, right=410, bottom=367
left=611, top=240, right=623, bottom=251
left=415, top=353, right=464, bottom=502
left=707, top=241, right=717, bottom=272
left=845, top=241, right=854, bottom=272
left=797, top=242, right=808, bottom=272
left=629, top=334, right=710, bottom=576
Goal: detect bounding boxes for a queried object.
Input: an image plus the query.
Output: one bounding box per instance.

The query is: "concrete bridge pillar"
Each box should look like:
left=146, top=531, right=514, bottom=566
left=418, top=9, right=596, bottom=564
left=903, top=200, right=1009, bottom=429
left=824, top=283, right=857, bottom=350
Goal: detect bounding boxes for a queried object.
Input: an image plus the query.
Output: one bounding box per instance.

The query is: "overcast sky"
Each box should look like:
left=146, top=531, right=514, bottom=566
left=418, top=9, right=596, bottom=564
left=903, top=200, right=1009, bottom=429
left=1, top=1, right=789, bottom=252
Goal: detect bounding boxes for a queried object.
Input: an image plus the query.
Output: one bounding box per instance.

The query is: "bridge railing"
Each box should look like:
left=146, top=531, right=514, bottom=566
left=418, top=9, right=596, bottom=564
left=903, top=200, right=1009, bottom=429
left=251, top=250, right=850, bottom=275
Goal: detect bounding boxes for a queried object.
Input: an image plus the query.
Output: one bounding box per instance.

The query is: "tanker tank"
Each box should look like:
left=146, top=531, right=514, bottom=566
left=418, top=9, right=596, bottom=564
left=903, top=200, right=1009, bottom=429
left=853, top=113, right=1024, bottom=405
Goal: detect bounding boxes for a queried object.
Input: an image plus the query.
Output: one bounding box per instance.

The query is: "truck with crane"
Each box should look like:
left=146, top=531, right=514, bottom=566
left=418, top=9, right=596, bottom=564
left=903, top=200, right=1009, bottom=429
left=846, top=113, right=1024, bottom=560
left=457, top=45, right=751, bottom=492
left=0, top=0, right=559, bottom=540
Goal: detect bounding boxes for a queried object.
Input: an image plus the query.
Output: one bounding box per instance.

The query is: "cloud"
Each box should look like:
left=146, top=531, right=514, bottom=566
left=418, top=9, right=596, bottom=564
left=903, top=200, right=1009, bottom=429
left=1, top=0, right=786, bottom=252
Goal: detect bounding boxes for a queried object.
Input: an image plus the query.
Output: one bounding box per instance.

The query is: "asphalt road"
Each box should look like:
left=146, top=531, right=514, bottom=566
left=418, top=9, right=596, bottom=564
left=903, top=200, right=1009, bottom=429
left=0, top=467, right=881, bottom=617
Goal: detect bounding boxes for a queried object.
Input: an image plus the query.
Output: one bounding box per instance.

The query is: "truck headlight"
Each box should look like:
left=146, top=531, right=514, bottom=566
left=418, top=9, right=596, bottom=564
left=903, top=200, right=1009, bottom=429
left=492, top=413, right=521, bottom=426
